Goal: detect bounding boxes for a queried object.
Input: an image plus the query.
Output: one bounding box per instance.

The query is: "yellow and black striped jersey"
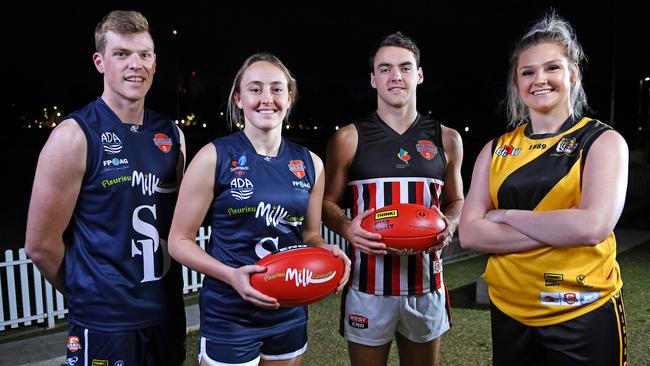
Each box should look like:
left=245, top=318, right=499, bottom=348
left=483, top=116, right=623, bottom=326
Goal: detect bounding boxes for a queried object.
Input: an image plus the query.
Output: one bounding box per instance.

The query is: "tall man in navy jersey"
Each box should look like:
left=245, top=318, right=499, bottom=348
left=323, top=32, right=464, bottom=366
left=25, top=10, right=186, bottom=365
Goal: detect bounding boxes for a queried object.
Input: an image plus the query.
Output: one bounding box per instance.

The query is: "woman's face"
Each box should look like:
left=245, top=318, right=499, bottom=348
left=516, top=42, right=574, bottom=117
left=235, top=61, right=292, bottom=133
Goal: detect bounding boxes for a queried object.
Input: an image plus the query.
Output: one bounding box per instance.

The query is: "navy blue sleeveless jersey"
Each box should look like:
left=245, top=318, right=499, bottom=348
left=65, top=98, right=184, bottom=331
left=200, top=131, right=315, bottom=342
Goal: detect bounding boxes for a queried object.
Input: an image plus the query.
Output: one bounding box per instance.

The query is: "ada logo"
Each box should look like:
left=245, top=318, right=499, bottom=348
left=416, top=140, right=437, bottom=160
left=67, top=336, right=82, bottom=352
left=101, top=132, right=123, bottom=154
left=153, top=133, right=173, bottom=153
left=556, top=137, right=578, bottom=155
left=288, top=160, right=306, bottom=178
left=397, top=148, right=411, bottom=165
left=230, top=155, right=250, bottom=175
left=230, top=178, right=254, bottom=200
left=494, top=144, right=522, bottom=157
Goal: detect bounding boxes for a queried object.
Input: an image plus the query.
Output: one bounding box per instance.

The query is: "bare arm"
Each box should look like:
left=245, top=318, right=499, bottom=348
left=168, top=143, right=279, bottom=309
left=322, top=124, right=386, bottom=255
left=458, top=141, right=544, bottom=253
left=303, top=151, right=351, bottom=292
left=25, top=119, right=86, bottom=293
left=485, top=130, right=628, bottom=247
left=428, top=126, right=465, bottom=251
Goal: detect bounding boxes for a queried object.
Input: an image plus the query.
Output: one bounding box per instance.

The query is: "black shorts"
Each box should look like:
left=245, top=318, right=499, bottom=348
left=491, top=292, right=627, bottom=366
left=67, top=318, right=186, bottom=366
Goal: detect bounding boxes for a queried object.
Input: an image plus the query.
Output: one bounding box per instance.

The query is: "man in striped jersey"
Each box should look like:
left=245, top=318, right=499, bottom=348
left=323, top=32, right=464, bottom=366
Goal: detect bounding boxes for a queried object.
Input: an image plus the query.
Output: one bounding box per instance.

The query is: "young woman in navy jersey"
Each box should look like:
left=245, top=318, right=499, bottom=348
left=459, top=13, right=629, bottom=366
left=169, top=53, right=350, bottom=366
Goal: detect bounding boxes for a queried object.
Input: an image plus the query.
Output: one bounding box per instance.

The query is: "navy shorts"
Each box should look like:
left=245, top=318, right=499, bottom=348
left=491, top=292, right=627, bottom=366
left=66, top=319, right=186, bottom=366
left=198, top=323, right=308, bottom=365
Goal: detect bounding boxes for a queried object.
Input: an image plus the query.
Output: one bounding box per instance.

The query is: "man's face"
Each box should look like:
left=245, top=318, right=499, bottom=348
left=371, top=46, right=423, bottom=109
left=93, top=31, right=156, bottom=103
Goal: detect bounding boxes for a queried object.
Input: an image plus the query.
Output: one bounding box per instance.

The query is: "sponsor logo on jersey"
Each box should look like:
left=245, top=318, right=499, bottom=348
left=130, top=125, right=140, bottom=133
left=432, top=259, right=443, bottom=273
left=114, top=361, right=124, bottom=366
left=255, top=201, right=303, bottom=227
left=349, top=314, right=369, bottom=329
left=67, top=336, right=82, bottom=352
left=544, top=272, right=563, bottom=287
left=67, top=356, right=79, bottom=366
left=540, top=291, right=600, bottom=306
left=292, top=180, right=311, bottom=190
left=555, top=137, right=578, bottom=155
left=91, top=360, right=109, bottom=366
left=374, top=210, right=398, bottom=220
left=494, top=144, right=522, bottom=157
left=397, top=148, right=411, bottom=165
left=230, top=155, right=250, bottom=175
left=132, top=170, right=177, bottom=196
left=101, top=174, right=132, bottom=189
left=153, top=133, right=173, bottom=153
left=528, top=143, right=547, bottom=150
left=226, top=206, right=257, bottom=215
left=288, top=160, right=306, bottom=178
left=576, top=274, right=593, bottom=288
left=101, top=132, right=123, bottom=154
left=416, top=140, right=438, bottom=160
left=230, top=178, right=254, bottom=200
left=102, top=158, right=129, bottom=171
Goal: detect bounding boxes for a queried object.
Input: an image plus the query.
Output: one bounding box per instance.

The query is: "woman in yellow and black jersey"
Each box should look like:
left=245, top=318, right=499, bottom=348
left=459, top=12, right=629, bottom=366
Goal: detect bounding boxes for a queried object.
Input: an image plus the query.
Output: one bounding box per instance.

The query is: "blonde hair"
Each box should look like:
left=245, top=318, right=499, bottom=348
left=505, top=12, right=589, bottom=127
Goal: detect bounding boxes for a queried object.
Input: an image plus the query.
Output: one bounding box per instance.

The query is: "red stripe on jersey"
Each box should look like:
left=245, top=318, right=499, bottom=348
left=352, top=185, right=359, bottom=217
left=367, top=255, right=376, bottom=294
left=392, top=182, right=400, bottom=204
left=368, top=182, right=377, bottom=210
left=415, top=252, right=424, bottom=295
left=433, top=183, right=441, bottom=207
left=416, top=182, right=424, bottom=206
left=391, top=254, right=400, bottom=296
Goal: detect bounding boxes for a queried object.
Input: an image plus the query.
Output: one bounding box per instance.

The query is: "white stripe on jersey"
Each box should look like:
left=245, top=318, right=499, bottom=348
left=400, top=255, right=410, bottom=292
left=349, top=177, right=444, bottom=209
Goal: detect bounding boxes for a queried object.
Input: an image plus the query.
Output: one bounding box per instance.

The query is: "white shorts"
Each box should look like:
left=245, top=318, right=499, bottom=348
left=342, top=287, right=451, bottom=346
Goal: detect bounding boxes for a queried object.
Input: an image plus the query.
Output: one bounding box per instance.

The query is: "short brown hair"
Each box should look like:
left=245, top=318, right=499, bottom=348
left=94, top=10, right=151, bottom=54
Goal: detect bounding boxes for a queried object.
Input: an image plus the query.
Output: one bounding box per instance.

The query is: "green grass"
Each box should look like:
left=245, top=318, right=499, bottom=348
left=184, top=243, right=650, bottom=365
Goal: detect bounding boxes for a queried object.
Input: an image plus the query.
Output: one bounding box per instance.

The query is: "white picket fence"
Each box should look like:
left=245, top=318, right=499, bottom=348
left=0, top=225, right=348, bottom=332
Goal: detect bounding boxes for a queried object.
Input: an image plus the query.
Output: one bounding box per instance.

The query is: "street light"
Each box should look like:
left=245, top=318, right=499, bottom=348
left=637, top=76, right=650, bottom=152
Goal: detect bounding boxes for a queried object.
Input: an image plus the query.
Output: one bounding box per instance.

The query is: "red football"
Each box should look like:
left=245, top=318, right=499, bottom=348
left=361, top=203, right=446, bottom=253
left=250, top=246, right=344, bottom=307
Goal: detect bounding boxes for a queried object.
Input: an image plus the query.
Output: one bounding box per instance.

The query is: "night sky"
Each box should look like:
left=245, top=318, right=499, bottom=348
left=8, top=2, right=650, bottom=136
left=2, top=1, right=649, bottom=246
